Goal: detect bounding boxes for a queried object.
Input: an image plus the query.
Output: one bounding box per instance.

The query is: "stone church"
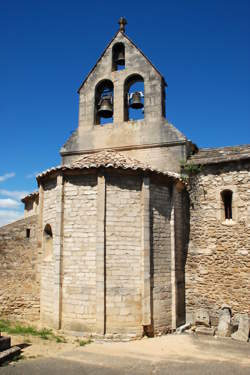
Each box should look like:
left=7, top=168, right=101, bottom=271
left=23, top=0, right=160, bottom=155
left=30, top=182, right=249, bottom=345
left=0, top=18, right=249, bottom=339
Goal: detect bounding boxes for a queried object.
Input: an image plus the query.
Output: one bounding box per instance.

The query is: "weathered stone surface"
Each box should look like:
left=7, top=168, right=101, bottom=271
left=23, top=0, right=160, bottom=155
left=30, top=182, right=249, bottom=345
left=195, top=326, right=215, bottom=336
left=39, top=169, right=180, bottom=337
left=231, top=314, right=249, bottom=342
left=186, top=160, right=250, bottom=324
left=217, top=308, right=233, bottom=337
left=194, top=309, right=210, bottom=327
left=0, top=215, right=40, bottom=321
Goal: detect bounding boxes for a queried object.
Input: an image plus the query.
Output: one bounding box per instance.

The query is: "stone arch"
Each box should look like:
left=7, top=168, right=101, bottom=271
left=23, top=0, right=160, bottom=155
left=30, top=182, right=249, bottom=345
left=112, top=42, right=125, bottom=71
left=94, top=79, right=114, bottom=125
left=124, top=73, right=144, bottom=121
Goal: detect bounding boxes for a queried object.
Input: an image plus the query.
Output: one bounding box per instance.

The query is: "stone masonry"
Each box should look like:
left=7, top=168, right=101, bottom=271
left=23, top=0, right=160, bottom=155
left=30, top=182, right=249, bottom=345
left=186, top=159, right=250, bottom=324
left=37, top=155, right=184, bottom=337
left=0, top=215, right=40, bottom=321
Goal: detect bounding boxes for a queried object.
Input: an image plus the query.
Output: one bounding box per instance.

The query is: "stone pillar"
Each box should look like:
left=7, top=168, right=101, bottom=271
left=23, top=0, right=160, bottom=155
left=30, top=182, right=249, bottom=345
left=53, top=173, right=64, bottom=329
left=37, top=184, right=44, bottom=250
left=170, top=184, right=177, bottom=330
left=113, top=78, right=124, bottom=123
left=141, top=177, right=151, bottom=326
left=96, top=173, right=106, bottom=335
left=37, top=183, right=44, bottom=282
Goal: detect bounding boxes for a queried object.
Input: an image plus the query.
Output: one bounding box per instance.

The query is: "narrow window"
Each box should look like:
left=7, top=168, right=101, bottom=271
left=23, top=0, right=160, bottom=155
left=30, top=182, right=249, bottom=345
left=112, top=43, right=125, bottom=71
left=124, top=74, right=144, bottom=121
left=26, top=228, right=30, bottom=238
left=43, top=224, right=53, bottom=259
left=221, top=190, right=233, bottom=220
left=94, top=80, right=114, bottom=125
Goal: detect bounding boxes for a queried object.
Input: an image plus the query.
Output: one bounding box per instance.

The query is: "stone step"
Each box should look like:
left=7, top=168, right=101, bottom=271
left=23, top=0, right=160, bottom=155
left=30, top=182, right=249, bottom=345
left=0, top=346, right=21, bottom=366
left=195, top=326, right=215, bottom=336
left=0, top=336, right=11, bottom=352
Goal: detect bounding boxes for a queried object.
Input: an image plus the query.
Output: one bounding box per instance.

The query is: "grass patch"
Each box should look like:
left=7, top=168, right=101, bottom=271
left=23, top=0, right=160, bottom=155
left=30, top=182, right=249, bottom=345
left=77, top=338, right=92, bottom=346
left=54, top=335, right=67, bottom=343
left=0, top=320, right=66, bottom=342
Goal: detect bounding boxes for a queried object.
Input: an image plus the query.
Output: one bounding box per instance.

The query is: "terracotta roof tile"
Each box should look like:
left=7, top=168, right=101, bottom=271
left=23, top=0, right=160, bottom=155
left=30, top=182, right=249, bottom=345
left=36, top=150, right=180, bottom=181
left=21, top=191, right=39, bottom=203
left=187, top=144, right=250, bottom=165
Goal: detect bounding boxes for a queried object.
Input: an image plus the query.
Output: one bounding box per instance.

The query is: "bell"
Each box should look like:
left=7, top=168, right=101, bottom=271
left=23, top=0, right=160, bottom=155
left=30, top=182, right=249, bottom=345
left=98, top=97, right=113, bottom=118
left=115, top=50, right=125, bottom=66
left=130, top=92, right=144, bottom=109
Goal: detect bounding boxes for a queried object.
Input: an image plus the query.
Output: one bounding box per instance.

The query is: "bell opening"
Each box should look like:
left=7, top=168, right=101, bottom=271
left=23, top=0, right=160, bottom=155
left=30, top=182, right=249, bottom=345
left=112, top=43, right=125, bottom=71
left=95, top=80, right=114, bottom=125
left=124, top=76, right=144, bottom=122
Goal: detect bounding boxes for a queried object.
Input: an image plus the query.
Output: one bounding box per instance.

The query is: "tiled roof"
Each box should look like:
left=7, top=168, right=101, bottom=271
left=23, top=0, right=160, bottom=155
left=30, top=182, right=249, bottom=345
left=187, top=144, right=250, bottom=165
left=36, top=150, right=180, bottom=181
left=21, top=191, right=39, bottom=203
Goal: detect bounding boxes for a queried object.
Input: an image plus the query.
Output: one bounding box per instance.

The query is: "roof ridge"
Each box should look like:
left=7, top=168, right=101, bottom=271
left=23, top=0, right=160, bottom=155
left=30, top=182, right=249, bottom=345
left=36, top=149, right=180, bottom=181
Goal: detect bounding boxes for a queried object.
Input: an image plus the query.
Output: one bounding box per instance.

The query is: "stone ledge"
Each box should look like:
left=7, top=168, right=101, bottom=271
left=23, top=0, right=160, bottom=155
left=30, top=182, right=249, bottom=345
left=0, top=346, right=21, bottom=366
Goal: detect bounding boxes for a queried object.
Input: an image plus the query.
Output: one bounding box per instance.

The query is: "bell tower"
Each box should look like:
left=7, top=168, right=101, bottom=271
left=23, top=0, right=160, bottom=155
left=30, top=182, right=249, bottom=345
left=61, top=18, right=190, bottom=172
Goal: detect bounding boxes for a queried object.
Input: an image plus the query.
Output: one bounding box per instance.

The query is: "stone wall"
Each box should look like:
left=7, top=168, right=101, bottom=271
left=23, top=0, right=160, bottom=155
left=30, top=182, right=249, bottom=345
left=40, top=178, right=57, bottom=326
left=186, top=161, right=250, bottom=323
left=62, top=173, right=97, bottom=332
left=105, top=174, right=142, bottom=335
left=38, top=169, right=181, bottom=336
left=62, top=144, right=187, bottom=174
left=0, top=215, right=40, bottom=321
left=150, top=181, right=172, bottom=333
left=24, top=196, right=39, bottom=218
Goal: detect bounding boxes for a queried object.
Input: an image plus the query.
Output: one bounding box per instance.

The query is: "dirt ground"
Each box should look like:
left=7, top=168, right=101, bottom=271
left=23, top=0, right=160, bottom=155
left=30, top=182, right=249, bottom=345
left=7, top=331, right=250, bottom=364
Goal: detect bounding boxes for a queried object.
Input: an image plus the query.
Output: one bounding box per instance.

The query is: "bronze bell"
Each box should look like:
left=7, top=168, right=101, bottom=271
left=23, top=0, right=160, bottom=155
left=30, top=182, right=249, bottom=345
left=130, top=92, right=144, bottom=109
left=115, top=50, right=125, bottom=66
left=98, top=96, right=113, bottom=118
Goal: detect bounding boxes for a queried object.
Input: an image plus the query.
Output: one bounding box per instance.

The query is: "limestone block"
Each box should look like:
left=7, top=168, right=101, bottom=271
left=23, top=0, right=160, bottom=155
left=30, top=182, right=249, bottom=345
left=194, top=308, right=210, bottom=327
left=231, top=313, right=249, bottom=342
left=196, top=326, right=215, bottom=336
left=217, top=307, right=233, bottom=337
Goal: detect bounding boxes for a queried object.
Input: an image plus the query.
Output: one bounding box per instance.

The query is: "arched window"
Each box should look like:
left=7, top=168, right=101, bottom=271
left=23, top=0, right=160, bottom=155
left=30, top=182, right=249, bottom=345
left=221, top=190, right=233, bottom=220
left=43, top=224, right=53, bottom=259
left=94, top=80, right=114, bottom=125
left=124, top=74, right=144, bottom=121
left=112, top=43, right=125, bottom=71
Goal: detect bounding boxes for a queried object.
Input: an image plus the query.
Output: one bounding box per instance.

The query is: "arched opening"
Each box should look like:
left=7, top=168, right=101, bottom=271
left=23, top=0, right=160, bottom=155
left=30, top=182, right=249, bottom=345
left=43, top=224, right=53, bottom=259
left=112, top=43, right=125, bottom=71
left=124, top=74, right=144, bottom=121
left=221, top=190, right=233, bottom=220
left=94, top=80, right=114, bottom=125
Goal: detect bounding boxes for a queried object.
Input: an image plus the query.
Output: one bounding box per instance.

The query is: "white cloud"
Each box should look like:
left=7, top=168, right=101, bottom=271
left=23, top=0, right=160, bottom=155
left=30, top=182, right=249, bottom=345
left=26, top=172, right=39, bottom=179
left=0, top=172, right=15, bottom=183
left=0, top=189, right=29, bottom=200
left=0, top=198, right=21, bottom=209
left=0, top=210, right=23, bottom=227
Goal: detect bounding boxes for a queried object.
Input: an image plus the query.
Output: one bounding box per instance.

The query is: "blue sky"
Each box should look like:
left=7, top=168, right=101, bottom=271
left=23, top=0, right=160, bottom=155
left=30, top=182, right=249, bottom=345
left=0, top=0, right=249, bottom=225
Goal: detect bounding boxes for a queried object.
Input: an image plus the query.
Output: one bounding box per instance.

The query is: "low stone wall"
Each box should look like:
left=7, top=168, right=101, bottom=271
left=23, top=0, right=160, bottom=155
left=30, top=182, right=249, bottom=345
left=186, top=161, right=250, bottom=323
left=0, top=215, right=40, bottom=322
